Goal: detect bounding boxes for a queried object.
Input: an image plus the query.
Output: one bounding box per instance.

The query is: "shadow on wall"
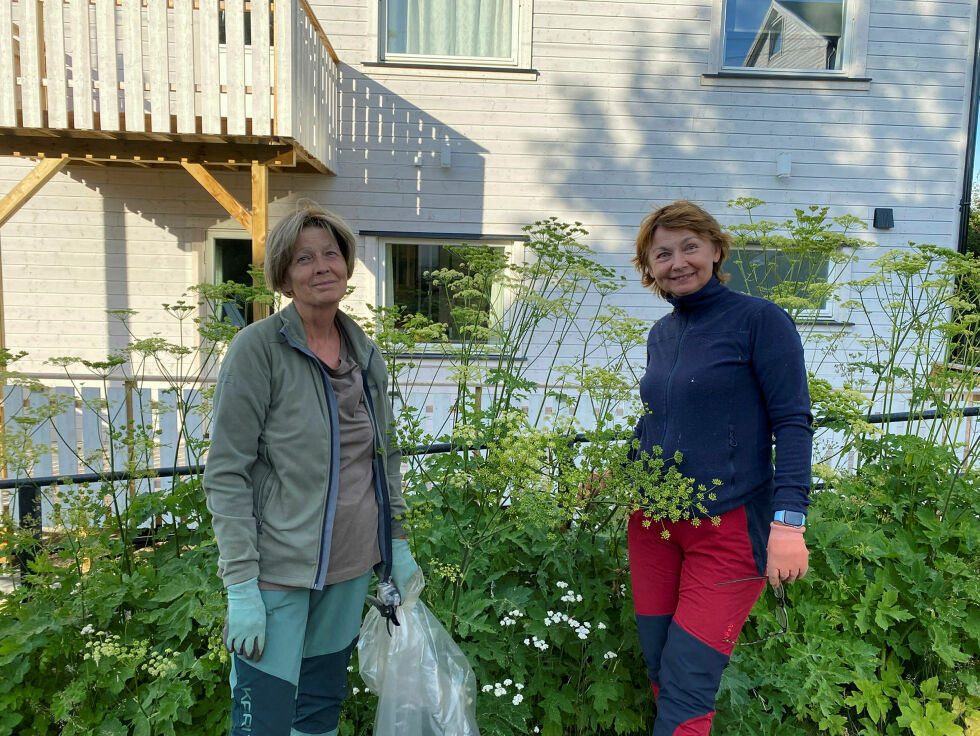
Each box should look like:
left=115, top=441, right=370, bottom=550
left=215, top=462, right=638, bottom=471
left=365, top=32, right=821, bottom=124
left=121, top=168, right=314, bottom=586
left=327, top=64, right=487, bottom=230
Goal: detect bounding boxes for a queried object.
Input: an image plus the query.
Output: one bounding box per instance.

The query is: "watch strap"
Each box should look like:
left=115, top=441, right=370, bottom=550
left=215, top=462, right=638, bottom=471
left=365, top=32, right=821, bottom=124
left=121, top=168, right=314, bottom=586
left=773, top=510, right=806, bottom=527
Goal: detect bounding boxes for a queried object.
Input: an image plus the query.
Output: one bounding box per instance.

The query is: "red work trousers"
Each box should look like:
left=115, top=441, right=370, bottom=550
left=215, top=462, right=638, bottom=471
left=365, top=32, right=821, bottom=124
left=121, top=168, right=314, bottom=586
left=628, top=505, right=766, bottom=736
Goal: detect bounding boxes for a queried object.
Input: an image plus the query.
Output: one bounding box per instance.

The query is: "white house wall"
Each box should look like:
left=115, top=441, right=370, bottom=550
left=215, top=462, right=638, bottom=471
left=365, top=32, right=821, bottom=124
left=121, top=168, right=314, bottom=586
left=317, top=0, right=974, bottom=374
left=0, top=0, right=975, bottom=395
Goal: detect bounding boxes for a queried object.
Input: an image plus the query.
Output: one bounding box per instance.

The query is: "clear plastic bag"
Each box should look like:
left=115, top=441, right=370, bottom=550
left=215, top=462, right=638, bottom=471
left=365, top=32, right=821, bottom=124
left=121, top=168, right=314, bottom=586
left=359, top=570, right=480, bottom=736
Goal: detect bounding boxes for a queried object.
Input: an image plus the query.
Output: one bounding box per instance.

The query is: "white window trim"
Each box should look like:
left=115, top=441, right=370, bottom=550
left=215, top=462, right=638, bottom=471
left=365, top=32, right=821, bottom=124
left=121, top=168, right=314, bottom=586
left=371, top=0, right=533, bottom=71
left=707, top=0, right=870, bottom=80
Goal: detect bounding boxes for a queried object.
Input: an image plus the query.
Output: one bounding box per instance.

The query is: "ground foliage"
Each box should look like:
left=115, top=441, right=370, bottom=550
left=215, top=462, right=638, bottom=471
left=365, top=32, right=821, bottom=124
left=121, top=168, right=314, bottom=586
left=0, top=209, right=978, bottom=735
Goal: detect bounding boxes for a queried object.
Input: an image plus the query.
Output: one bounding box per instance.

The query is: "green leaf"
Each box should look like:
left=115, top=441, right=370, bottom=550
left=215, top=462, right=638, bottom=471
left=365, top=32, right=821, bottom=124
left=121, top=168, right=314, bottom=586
left=930, top=626, right=971, bottom=668
left=909, top=702, right=964, bottom=736
left=588, top=680, right=622, bottom=715
left=873, top=589, right=914, bottom=630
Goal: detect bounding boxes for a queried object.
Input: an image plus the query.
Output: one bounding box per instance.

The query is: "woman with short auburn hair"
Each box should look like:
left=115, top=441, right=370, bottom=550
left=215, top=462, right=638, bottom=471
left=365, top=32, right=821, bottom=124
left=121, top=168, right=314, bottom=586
left=626, top=200, right=813, bottom=735
left=632, top=199, right=732, bottom=298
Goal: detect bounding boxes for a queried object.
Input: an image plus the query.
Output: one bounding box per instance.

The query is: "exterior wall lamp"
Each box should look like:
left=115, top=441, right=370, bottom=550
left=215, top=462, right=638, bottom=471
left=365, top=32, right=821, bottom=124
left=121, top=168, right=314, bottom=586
left=776, top=152, right=792, bottom=181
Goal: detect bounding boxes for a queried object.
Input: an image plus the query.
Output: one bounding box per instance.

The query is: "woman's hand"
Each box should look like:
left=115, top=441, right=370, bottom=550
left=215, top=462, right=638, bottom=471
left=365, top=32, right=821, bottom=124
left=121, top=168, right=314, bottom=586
left=223, top=576, right=266, bottom=661
left=765, top=522, right=809, bottom=587
left=577, top=468, right=612, bottom=505
left=391, top=538, right=421, bottom=596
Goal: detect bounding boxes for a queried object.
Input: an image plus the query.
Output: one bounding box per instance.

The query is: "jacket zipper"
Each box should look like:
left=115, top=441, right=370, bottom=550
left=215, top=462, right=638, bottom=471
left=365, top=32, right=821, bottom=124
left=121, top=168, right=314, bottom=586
left=254, top=446, right=274, bottom=535
left=660, top=312, right=688, bottom=450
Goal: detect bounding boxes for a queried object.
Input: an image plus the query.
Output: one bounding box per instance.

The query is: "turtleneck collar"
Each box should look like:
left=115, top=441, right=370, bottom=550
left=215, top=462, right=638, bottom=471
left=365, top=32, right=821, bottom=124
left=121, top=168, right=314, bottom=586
left=665, top=276, right=728, bottom=312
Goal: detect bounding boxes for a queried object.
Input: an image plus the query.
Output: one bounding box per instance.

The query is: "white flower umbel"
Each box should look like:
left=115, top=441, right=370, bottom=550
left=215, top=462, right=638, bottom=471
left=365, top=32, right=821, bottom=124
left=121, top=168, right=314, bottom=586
left=527, top=635, right=548, bottom=651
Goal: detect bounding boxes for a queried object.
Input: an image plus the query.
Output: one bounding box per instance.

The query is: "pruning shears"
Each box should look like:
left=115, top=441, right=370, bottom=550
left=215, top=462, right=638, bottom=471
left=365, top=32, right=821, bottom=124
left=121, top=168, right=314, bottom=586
left=366, top=579, right=402, bottom=635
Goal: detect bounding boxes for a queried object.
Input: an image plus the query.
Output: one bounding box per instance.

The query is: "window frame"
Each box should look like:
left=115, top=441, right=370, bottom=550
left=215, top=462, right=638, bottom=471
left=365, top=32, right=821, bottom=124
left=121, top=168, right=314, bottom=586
left=708, top=0, right=870, bottom=80
left=374, top=0, right=533, bottom=71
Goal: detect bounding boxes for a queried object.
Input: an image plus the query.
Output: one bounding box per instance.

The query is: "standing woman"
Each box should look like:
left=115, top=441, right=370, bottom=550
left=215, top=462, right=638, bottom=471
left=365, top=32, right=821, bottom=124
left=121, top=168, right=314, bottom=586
left=204, top=202, right=417, bottom=736
left=627, top=201, right=813, bottom=735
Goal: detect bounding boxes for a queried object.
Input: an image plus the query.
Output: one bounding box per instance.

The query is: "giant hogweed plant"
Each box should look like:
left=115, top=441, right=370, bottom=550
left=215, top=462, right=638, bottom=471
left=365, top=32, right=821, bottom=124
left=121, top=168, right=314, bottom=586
left=1, top=211, right=978, bottom=735
left=350, top=219, right=719, bottom=735
left=0, top=283, right=269, bottom=736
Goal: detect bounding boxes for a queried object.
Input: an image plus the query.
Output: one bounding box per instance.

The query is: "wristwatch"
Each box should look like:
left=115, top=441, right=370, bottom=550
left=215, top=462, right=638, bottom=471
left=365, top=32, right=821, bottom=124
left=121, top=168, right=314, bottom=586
left=773, top=510, right=806, bottom=527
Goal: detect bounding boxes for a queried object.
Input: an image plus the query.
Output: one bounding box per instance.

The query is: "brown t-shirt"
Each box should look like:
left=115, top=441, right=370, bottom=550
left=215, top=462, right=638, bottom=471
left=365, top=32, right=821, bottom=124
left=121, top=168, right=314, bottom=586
left=320, top=336, right=382, bottom=585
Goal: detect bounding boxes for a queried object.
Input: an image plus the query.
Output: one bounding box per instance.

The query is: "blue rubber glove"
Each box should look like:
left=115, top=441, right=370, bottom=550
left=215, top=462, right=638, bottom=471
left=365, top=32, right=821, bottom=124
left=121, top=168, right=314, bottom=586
left=223, top=576, right=266, bottom=661
left=391, top=538, right=421, bottom=597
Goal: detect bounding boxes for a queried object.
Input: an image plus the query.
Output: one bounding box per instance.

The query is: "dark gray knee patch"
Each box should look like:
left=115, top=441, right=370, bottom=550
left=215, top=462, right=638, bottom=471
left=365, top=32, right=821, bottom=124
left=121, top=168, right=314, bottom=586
left=292, top=637, right=358, bottom=734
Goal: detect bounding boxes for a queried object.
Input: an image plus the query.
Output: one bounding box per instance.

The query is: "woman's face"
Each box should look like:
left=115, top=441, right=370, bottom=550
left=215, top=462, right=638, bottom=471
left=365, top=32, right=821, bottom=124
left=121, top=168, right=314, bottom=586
left=646, top=227, right=720, bottom=297
left=282, top=226, right=349, bottom=310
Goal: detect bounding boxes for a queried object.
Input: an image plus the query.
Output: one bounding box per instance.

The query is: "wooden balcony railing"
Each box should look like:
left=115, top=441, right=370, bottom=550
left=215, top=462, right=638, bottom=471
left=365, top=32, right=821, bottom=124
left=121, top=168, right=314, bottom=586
left=0, top=0, right=339, bottom=173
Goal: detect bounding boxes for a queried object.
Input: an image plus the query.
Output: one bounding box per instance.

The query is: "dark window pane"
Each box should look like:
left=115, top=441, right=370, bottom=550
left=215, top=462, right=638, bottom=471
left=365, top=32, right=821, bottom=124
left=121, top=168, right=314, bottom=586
left=726, top=248, right=830, bottom=309
left=389, top=243, right=498, bottom=342
left=215, top=238, right=256, bottom=326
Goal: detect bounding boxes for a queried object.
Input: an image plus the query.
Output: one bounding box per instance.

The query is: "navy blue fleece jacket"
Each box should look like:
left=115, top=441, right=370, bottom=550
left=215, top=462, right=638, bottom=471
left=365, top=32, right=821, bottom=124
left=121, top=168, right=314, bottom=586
left=632, top=277, right=813, bottom=517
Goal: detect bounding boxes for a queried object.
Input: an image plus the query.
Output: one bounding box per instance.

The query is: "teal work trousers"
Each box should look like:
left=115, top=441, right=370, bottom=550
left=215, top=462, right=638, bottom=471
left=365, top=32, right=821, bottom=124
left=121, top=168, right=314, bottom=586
left=229, top=571, right=371, bottom=736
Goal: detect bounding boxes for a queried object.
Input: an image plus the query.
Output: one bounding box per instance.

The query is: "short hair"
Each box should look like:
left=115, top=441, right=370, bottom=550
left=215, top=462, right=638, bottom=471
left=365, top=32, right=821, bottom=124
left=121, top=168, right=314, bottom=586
left=265, top=201, right=357, bottom=293
left=631, top=200, right=732, bottom=298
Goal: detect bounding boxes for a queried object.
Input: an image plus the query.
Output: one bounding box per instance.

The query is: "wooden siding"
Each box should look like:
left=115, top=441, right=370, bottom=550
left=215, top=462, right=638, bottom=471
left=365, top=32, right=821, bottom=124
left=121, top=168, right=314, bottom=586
left=316, top=0, right=971, bottom=250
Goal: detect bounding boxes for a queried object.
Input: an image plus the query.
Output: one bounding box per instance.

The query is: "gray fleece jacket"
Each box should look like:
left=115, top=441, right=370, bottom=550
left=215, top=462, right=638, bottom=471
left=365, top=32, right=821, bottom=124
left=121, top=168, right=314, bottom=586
left=204, top=302, right=407, bottom=589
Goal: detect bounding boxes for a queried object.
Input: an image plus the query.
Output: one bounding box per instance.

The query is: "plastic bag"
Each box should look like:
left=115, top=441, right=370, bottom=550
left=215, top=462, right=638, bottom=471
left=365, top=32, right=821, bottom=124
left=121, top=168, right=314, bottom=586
left=359, top=570, right=480, bottom=736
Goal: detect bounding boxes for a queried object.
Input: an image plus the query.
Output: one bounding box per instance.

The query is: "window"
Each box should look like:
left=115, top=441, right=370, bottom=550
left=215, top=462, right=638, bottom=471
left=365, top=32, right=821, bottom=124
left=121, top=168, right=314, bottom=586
left=725, top=244, right=836, bottom=319
left=724, top=0, right=845, bottom=72
left=213, top=237, right=257, bottom=326
left=381, top=0, right=530, bottom=68
left=385, top=241, right=505, bottom=342
left=768, top=18, right=783, bottom=59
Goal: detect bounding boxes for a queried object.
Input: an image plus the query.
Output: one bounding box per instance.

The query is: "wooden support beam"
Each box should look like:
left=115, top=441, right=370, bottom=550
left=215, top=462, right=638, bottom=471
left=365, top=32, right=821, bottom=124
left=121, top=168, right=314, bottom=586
left=181, top=161, right=252, bottom=232
left=251, top=161, right=270, bottom=321
left=0, top=157, right=70, bottom=227
left=0, top=232, right=6, bottom=355
left=263, top=149, right=295, bottom=167
left=250, top=162, right=268, bottom=266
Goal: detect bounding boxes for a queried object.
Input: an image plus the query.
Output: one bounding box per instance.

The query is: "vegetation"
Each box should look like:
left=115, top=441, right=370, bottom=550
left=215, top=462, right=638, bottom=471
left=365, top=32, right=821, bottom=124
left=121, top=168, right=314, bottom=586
left=966, top=184, right=980, bottom=259
left=0, top=206, right=978, bottom=735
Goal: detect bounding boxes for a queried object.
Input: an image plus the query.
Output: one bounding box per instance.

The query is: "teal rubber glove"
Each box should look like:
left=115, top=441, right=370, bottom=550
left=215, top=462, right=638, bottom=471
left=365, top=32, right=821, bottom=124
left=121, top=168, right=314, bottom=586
left=391, top=538, right=421, bottom=597
left=223, top=576, right=266, bottom=661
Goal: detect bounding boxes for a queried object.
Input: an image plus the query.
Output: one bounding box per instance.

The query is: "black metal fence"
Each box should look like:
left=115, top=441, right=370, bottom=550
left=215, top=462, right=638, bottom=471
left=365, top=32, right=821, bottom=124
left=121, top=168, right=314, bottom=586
left=3, top=406, right=978, bottom=580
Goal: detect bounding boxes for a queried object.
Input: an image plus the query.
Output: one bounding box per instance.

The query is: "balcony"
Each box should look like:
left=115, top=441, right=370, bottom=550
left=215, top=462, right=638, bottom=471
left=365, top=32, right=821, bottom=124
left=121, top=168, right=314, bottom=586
left=0, top=0, right=339, bottom=173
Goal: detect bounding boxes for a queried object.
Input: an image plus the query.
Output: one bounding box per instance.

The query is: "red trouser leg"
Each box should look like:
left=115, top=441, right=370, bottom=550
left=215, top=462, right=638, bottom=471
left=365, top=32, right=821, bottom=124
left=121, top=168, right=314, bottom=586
left=629, top=507, right=766, bottom=736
